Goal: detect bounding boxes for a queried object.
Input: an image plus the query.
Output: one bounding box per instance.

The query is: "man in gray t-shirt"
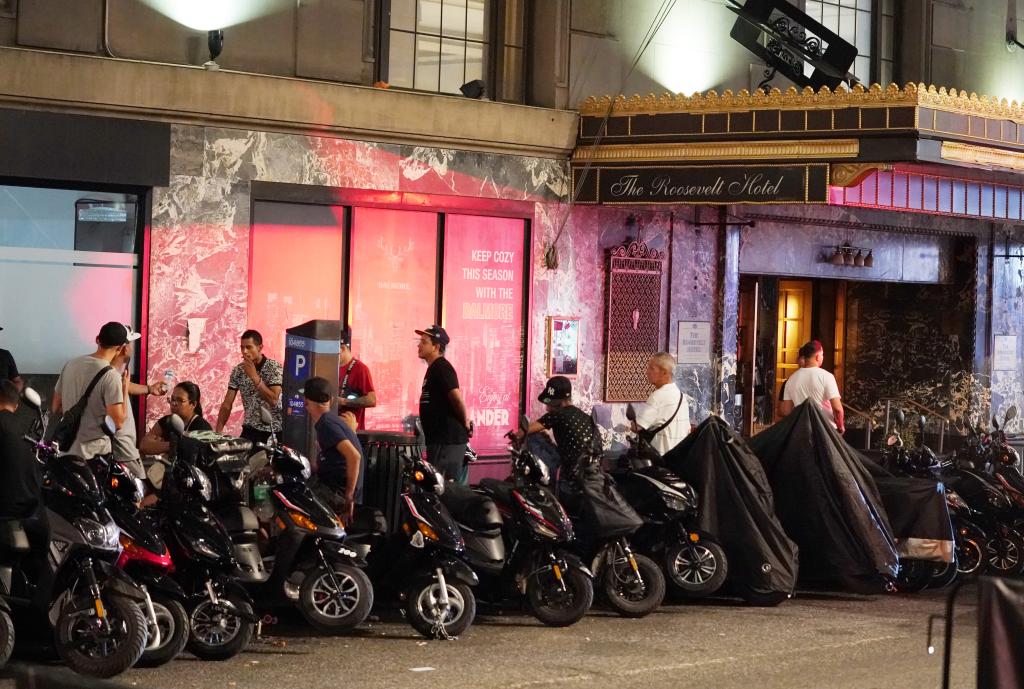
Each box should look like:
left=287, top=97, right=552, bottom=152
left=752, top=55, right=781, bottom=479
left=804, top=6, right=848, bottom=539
left=52, top=322, right=138, bottom=459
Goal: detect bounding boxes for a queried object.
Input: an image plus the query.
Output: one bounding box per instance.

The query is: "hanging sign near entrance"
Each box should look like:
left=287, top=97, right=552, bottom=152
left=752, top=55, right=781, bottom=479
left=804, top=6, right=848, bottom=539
left=677, top=321, right=712, bottom=365
left=573, top=163, right=829, bottom=205
left=994, top=335, right=1019, bottom=371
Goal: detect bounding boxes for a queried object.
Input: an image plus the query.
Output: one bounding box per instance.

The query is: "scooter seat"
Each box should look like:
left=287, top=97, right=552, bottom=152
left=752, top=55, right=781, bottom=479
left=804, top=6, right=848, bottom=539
left=0, top=520, right=30, bottom=553
left=478, top=478, right=515, bottom=506
left=214, top=505, right=260, bottom=534
left=441, top=483, right=503, bottom=531
left=347, top=505, right=387, bottom=537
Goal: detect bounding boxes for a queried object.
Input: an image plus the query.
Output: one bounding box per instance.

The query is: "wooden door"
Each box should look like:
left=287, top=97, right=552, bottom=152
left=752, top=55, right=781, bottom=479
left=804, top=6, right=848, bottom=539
left=775, top=280, right=812, bottom=417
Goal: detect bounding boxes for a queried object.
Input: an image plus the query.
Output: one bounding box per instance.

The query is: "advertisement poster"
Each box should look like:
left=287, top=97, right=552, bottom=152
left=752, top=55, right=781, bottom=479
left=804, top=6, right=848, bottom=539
left=442, top=215, right=525, bottom=453
left=349, top=207, right=438, bottom=431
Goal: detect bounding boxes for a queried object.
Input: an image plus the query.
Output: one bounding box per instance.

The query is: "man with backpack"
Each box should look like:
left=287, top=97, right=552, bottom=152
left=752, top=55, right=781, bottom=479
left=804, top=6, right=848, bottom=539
left=50, top=322, right=137, bottom=459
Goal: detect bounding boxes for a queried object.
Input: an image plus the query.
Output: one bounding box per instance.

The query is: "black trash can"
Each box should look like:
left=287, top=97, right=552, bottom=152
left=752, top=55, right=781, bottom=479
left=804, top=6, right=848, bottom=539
left=358, top=431, right=421, bottom=534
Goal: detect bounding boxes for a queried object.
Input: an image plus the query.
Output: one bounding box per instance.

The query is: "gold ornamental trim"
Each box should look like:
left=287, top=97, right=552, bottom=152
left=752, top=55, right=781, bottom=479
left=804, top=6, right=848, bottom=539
left=572, top=139, right=859, bottom=163
left=579, top=83, right=1024, bottom=125
left=940, top=142, right=1024, bottom=171
left=830, top=163, right=893, bottom=187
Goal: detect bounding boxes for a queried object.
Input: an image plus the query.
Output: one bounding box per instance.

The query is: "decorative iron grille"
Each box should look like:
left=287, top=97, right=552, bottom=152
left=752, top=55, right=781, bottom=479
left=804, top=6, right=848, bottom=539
left=604, top=241, right=666, bottom=402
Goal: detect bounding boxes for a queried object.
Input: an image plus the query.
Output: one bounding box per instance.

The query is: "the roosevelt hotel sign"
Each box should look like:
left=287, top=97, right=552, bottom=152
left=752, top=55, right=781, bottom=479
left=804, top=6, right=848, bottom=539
left=572, top=163, right=829, bottom=205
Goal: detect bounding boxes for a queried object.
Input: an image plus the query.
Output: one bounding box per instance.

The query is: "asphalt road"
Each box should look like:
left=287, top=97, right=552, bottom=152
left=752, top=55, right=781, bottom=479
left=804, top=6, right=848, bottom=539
left=3, top=589, right=978, bottom=689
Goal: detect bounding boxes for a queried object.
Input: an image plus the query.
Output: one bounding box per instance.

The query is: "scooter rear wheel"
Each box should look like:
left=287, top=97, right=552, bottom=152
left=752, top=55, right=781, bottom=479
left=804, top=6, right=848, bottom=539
left=525, top=565, right=593, bottom=627
left=986, top=534, right=1024, bottom=575
left=955, top=537, right=986, bottom=577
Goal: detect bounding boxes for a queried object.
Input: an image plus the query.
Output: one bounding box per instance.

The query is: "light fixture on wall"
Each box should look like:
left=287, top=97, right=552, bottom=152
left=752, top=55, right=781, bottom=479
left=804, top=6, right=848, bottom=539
left=825, top=243, right=873, bottom=269
left=204, top=29, right=224, bottom=70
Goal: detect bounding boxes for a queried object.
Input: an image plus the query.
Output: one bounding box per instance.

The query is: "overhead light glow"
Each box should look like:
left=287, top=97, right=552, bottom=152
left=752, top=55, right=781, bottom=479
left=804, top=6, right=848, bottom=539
left=139, top=0, right=281, bottom=31
left=636, top=1, right=737, bottom=95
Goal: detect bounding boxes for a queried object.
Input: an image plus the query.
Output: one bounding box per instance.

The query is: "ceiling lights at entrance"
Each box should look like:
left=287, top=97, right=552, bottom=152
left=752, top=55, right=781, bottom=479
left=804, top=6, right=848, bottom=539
left=827, top=243, right=873, bottom=268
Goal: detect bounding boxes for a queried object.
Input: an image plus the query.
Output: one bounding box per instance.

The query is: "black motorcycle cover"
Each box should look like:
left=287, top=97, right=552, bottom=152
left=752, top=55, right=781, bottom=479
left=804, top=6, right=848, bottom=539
left=664, top=416, right=798, bottom=599
left=565, top=465, right=643, bottom=540
left=748, top=402, right=899, bottom=591
left=862, top=460, right=955, bottom=563
left=977, top=576, right=1024, bottom=689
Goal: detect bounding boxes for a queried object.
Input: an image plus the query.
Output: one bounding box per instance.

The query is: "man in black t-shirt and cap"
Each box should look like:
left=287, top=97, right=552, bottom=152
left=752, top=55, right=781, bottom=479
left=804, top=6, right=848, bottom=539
left=415, top=325, right=471, bottom=481
left=516, top=375, right=599, bottom=482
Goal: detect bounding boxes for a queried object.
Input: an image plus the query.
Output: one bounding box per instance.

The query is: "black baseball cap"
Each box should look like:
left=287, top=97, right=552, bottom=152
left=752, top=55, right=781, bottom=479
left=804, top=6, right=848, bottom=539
left=539, top=376, right=573, bottom=405
left=340, top=325, right=352, bottom=347
left=97, top=322, right=141, bottom=347
left=415, top=325, right=450, bottom=347
left=303, top=376, right=332, bottom=404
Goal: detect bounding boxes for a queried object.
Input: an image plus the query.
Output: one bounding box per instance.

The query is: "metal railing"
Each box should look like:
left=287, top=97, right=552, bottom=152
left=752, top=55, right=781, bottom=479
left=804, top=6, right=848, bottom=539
left=843, top=402, right=875, bottom=450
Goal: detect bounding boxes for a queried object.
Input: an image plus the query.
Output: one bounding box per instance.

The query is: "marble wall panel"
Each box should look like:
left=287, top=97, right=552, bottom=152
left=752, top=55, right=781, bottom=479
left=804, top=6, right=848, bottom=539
left=398, top=147, right=568, bottom=201
left=990, top=228, right=1024, bottom=433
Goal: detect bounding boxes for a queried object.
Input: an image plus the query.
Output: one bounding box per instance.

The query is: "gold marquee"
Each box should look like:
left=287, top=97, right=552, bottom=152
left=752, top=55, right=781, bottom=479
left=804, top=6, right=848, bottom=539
left=579, top=83, right=1024, bottom=123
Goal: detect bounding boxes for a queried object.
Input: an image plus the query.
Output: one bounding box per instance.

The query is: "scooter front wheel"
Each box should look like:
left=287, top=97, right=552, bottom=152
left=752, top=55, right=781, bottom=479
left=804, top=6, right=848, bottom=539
left=186, top=596, right=253, bottom=661
left=298, top=565, right=374, bottom=634
left=664, top=538, right=728, bottom=597
left=601, top=552, right=665, bottom=618
left=137, top=595, right=189, bottom=667
left=405, top=579, right=475, bottom=639
left=525, top=565, right=593, bottom=627
left=55, top=593, right=148, bottom=678
left=0, top=609, right=13, bottom=669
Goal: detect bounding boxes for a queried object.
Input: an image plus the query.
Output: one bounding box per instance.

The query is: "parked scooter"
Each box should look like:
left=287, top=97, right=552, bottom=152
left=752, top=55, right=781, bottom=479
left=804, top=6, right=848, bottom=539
left=353, top=452, right=478, bottom=639
left=441, top=423, right=593, bottom=626
left=242, top=409, right=373, bottom=634
left=533, top=423, right=666, bottom=618
left=1, top=389, right=150, bottom=678
left=156, top=415, right=256, bottom=661
left=617, top=404, right=728, bottom=598
left=93, top=454, right=189, bottom=666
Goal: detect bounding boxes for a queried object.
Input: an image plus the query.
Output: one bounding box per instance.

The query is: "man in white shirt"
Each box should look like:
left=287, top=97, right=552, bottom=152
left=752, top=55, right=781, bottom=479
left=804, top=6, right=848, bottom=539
left=633, top=352, right=690, bottom=455
left=779, top=340, right=845, bottom=434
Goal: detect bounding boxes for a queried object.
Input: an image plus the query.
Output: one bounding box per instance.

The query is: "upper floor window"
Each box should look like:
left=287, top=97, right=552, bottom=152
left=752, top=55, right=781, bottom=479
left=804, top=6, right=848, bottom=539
left=802, top=0, right=883, bottom=85
left=387, top=0, right=490, bottom=95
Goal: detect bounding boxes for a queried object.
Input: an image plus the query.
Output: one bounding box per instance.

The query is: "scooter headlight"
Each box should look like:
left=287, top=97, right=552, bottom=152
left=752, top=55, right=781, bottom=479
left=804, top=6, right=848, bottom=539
left=662, top=493, right=691, bottom=512
left=188, top=536, right=223, bottom=560
left=79, top=518, right=120, bottom=551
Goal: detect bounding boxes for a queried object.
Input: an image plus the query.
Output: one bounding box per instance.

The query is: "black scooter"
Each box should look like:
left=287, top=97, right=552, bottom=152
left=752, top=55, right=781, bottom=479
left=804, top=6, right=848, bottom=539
left=353, top=455, right=478, bottom=639
left=0, top=389, right=150, bottom=678
left=93, top=454, right=189, bottom=666
left=616, top=404, right=728, bottom=598
left=442, top=424, right=593, bottom=627
left=156, top=416, right=257, bottom=661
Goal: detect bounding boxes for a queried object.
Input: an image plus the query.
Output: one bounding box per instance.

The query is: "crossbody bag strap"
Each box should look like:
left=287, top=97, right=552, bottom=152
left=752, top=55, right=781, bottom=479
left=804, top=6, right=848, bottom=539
left=340, top=358, right=357, bottom=393
left=647, top=392, right=683, bottom=437
left=81, top=366, right=114, bottom=405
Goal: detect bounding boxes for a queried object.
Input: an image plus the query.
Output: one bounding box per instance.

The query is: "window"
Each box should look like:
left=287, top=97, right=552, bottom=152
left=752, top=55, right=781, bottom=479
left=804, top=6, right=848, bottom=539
left=0, top=184, right=140, bottom=382
left=388, top=0, right=490, bottom=95
left=249, top=200, right=529, bottom=454
left=803, top=0, right=873, bottom=84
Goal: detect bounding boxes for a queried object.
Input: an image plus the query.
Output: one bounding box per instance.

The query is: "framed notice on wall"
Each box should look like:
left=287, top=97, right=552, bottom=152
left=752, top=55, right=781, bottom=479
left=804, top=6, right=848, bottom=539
left=677, top=321, right=711, bottom=365
left=994, top=335, right=1019, bottom=371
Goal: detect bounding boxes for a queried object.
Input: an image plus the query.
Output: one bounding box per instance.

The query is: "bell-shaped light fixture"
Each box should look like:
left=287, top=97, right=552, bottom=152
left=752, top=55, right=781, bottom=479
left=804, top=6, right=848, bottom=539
left=843, top=247, right=856, bottom=265
left=864, top=250, right=874, bottom=267
left=204, top=29, right=224, bottom=70
left=830, top=247, right=845, bottom=266
left=853, top=250, right=864, bottom=267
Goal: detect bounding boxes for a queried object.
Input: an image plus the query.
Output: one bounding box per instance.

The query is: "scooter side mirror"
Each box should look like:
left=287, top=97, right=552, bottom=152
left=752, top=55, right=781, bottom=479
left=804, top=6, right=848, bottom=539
left=993, top=415, right=1000, bottom=431
left=259, top=406, right=274, bottom=426
left=625, top=403, right=636, bottom=422
left=519, top=414, right=530, bottom=432
left=169, top=413, right=186, bottom=435
left=895, top=409, right=905, bottom=426
left=1006, top=406, right=1018, bottom=423
left=21, top=387, right=42, bottom=409
left=919, top=415, right=927, bottom=431
left=102, top=415, right=118, bottom=439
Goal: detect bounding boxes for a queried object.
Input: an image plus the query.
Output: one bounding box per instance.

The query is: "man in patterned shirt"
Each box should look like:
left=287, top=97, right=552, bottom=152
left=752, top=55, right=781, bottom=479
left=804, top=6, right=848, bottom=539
left=216, top=329, right=283, bottom=443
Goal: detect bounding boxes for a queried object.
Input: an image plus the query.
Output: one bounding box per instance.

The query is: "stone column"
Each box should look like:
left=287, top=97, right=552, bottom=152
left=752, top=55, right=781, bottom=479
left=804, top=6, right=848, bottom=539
left=714, top=206, right=741, bottom=429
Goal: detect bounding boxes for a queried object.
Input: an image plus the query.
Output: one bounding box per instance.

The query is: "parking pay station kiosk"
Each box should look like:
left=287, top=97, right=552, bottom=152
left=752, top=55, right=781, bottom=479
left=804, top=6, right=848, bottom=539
left=283, top=319, right=342, bottom=462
